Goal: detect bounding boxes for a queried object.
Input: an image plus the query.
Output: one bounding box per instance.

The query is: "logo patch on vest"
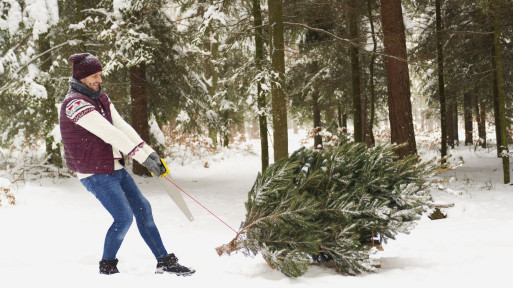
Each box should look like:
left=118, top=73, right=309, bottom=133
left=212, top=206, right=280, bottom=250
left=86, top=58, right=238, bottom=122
left=66, top=99, right=95, bottom=123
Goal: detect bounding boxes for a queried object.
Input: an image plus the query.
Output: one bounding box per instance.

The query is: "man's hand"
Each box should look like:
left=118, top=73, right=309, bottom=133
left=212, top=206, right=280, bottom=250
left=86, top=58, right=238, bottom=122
left=149, top=152, right=167, bottom=175
left=142, top=155, right=161, bottom=176
left=149, top=151, right=161, bottom=162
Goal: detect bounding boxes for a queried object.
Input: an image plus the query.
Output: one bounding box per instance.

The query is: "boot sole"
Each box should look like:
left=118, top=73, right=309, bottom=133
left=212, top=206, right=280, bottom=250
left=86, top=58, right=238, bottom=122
left=155, top=268, right=196, bottom=276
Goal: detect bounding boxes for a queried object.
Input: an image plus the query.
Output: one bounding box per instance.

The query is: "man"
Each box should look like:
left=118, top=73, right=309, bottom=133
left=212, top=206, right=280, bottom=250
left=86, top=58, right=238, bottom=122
left=59, top=53, right=195, bottom=276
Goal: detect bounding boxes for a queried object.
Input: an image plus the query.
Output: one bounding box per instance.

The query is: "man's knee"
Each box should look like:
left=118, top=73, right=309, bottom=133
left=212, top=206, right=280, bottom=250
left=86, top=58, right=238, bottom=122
left=113, top=208, right=134, bottom=230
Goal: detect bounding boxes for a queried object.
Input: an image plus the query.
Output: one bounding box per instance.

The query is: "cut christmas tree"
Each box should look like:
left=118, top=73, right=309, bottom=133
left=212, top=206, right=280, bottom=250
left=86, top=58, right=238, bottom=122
left=216, top=139, right=441, bottom=277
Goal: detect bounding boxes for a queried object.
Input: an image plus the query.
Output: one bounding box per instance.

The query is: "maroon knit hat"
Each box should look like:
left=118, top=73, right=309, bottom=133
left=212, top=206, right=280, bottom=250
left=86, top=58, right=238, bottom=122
left=68, top=53, right=102, bottom=80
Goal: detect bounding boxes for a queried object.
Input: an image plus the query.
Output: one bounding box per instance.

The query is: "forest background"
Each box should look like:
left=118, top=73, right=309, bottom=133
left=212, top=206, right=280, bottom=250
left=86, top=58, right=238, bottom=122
left=1, top=0, right=513, bottom=182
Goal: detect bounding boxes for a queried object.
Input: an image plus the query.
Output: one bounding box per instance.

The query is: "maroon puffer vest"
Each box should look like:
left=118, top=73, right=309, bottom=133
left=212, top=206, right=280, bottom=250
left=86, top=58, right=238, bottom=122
left=59, top=90, right=122, bottom=175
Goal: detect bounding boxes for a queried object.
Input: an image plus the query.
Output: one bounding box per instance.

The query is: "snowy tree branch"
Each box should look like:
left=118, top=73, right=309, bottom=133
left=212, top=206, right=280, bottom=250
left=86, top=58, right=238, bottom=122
left=283, top=21, right=408, bottom=63
left=0, top=40, right=78, bottom=92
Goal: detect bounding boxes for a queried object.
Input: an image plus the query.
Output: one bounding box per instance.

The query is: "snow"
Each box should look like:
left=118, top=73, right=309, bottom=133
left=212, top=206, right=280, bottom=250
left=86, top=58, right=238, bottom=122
left=0, top=176, right=11, bottom=187
left=1, top=130, right=513, bottom=287
left=22, top=0, right=59, bottom=39
left=176, top=110, right=190, bottom=123
left=149, top=115, right=166, bottom=146
left=27, top=78, right=47, bottom=99
left=3, top=0, right=22, bottom=36
left=113, top=0, right=131, bottom=20
left=49, top=124, right=61, bottom=148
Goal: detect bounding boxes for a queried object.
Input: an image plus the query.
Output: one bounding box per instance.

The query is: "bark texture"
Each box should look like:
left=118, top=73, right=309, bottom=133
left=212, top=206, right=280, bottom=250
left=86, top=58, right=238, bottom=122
left=130, top=64, right=150, bottom=176
left=269, top=0, right=288, bottom=161
left=379, top=0, right=417, bottom=158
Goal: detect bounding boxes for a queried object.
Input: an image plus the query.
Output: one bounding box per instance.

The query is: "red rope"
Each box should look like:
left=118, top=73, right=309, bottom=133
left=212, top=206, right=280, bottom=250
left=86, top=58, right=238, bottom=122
left=162, top=176, right=238, bottom=234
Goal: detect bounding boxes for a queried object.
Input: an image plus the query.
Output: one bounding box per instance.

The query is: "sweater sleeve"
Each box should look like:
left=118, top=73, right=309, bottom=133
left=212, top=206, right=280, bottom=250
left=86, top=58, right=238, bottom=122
left=65, top=100, right=150, bottom=164
left=110, top=103, right=156, bottom=156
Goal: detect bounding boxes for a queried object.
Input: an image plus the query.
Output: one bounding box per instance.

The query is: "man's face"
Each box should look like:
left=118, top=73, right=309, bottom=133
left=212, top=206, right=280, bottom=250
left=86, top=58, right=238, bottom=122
left=80, top=71, right=102, bottom=91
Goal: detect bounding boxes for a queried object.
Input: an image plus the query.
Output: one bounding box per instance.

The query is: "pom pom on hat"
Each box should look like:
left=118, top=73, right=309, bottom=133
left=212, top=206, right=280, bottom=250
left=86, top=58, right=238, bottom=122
left=68, top=53, right=102, bottom=80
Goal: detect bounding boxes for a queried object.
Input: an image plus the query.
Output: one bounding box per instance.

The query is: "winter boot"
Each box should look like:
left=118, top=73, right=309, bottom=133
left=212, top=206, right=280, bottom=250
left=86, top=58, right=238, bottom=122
left=99, top=258, right=119, bottom=275
left=156, top=253, right=195, bottom=276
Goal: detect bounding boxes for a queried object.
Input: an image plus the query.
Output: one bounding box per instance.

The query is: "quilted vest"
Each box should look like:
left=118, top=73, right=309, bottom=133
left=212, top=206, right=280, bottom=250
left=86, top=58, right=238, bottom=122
left=59, top=90, right=123, bottom=175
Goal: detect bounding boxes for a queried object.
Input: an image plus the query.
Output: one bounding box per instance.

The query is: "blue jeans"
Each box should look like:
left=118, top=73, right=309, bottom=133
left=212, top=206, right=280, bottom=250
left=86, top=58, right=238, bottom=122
left=80, top=169, right=168, bottom=260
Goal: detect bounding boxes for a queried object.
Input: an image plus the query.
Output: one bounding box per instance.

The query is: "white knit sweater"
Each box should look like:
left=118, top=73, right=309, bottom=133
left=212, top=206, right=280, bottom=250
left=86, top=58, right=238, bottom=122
left=65, top=99, right=154, bottom=179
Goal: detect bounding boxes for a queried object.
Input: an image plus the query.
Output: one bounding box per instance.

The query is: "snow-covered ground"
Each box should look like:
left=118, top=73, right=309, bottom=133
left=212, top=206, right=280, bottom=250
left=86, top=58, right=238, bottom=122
left=1, top=131, right=512, bottom=287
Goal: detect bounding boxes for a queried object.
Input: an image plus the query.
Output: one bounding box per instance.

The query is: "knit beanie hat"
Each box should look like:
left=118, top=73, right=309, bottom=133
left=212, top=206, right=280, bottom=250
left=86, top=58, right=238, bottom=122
left=68, top=53, right=102, bottom=80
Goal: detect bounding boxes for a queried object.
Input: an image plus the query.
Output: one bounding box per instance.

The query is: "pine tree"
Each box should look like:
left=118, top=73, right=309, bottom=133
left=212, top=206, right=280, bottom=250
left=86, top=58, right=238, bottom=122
left=91, top=0, right=168, bottom=175
left=252, top=0, right=269, bottom=171
left=491, top=0, right=509, bottom=183
left=78, top=0, right=200, bottom=169
left=217, top=137, right=438, bottom=277
left=269, top=0, right=288, bottom=161
left=284, top=1, right=389, bottom=148
left=156, top=1, right=253, bottom=150
left=436, top=0, right=448, bottom=160
left=411, top=0, right=513, bottom=155
left=0, top=0, right=104, bottom=160
left=0, top=0, right=60, bottom=151
left=380, top=0, right=417, bottom=158
left=349, top=0, right=363, bottom=143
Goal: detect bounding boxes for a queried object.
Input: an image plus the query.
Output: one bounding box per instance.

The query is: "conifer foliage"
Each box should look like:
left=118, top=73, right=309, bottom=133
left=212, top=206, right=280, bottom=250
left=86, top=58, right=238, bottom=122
left=217, top=138, right=437, bottom=277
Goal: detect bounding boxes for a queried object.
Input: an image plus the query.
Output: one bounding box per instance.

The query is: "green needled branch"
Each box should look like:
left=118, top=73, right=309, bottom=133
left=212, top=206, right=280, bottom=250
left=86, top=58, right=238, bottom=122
left=217, top=137, right=442, bottom=277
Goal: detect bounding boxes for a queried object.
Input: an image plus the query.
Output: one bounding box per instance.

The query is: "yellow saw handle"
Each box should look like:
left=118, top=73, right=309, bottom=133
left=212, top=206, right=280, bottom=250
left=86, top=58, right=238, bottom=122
left=150, top=158, right=170, bottom=177
left=159, top=158, right=170, bottom=177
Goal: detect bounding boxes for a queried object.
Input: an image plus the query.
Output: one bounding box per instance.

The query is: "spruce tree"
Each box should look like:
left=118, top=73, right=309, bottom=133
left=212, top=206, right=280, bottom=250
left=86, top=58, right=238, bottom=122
left=217, top=137, right=438, bottom=277
left=0, top=0, right=60, bottom=151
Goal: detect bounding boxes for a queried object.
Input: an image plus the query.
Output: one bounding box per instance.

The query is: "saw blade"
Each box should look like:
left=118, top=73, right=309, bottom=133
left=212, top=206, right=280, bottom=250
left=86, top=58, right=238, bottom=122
left=153, top=175, right=194, bottom=222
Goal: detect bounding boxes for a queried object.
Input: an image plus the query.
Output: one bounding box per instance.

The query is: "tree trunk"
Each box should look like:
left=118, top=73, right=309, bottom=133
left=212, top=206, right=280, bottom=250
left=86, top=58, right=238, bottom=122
left=492, top=0, right=510, bottom=183
left=292, top=119, right=298, bottom=134
left=337, top=101, right=342, bottom=128
left=453, top=99, right=459, bottom=146
left=473, top=89, right=481, bottom=145
left=436, top=0, right=447, bottom=160
left=473, top=88, right=487, bottom=148
left=268, top=0, right=288, bottom=161
left=446, top=96, right=455, bottom=148
left=479, top=97, right=487, bottom=148
left=367, top=0, right=377, bottom=146
left=379, top=0, right=417, bottom=158
left=130, top=64, right=150, bottom=176
left=237, top=116, right=246, bottom=142
left=492, top=60, right=501, bottom=154
left=464, top=92, right=473, bottom=145
left=349, top=0, right=362, bottom=143
left=250, top=117, right=260, bottom=139
left=325, top=94, right=336, bottom=133
left=491, top=23, right=501, bottom=157
left=312, top=92, right=323, bottom=149
left=222, top=110, right=229, bottom=148
left=253, top=0, right=269, bottom=171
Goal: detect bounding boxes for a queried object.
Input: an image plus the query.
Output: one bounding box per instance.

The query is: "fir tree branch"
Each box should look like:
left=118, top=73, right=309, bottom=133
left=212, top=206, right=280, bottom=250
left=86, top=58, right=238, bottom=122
left=283, top=21, right=407, bottom=63
left=0, top=40, right=78, bottom=92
